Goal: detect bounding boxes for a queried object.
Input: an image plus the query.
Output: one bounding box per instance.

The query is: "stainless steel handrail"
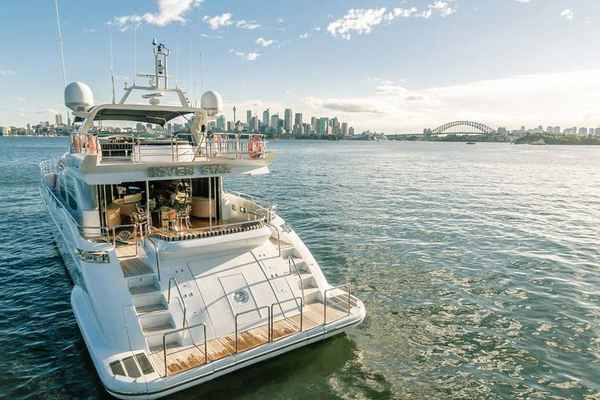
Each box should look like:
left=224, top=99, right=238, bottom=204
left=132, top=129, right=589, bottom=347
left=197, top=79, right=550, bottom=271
left=146, top=236, right=161, bottom=281
left=250, top=251, right=285, bottom=318
left=288, top=257, right=304, bottom=305
left=112, top=223, right=141, bottom=258
left=234, top=306, right=271, bottom=353
left=95, top=133, right=267, bottom=163
left=167, top=277, right=187, bottom=327
left=162, top=322, right=207, bottom=378
left=270, top=297, right=303, bottom=341
left=323, top=284, right=352, bottom=326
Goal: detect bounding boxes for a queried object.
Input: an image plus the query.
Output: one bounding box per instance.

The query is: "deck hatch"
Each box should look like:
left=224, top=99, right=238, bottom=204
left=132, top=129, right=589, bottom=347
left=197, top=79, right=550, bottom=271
left=122, top=356, right=141, bottom=378
left=109, top=360, right=126, bottom=376
left=135, top=353, right=155, bottom=375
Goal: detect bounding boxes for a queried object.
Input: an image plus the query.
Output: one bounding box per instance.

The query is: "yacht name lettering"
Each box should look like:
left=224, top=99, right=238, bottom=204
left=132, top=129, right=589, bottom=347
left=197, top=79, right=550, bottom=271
left=197, top=165, right=232, bottom=175
left=148, top=166, right=194, bottom=177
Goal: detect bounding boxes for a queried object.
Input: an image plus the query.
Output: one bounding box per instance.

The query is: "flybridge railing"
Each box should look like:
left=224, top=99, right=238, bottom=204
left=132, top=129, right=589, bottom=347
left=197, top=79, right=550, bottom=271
left=69, top=132, right=267, bottom=163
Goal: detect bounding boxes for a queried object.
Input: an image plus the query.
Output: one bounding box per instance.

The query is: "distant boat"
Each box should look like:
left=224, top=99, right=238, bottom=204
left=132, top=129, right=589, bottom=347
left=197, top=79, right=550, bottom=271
left=466, top=141, right=476, bottom=145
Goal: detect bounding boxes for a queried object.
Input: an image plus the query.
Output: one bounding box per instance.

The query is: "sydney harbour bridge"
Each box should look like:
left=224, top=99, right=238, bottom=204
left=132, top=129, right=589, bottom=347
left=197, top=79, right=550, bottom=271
left=428, top=120, right=496, bottom=135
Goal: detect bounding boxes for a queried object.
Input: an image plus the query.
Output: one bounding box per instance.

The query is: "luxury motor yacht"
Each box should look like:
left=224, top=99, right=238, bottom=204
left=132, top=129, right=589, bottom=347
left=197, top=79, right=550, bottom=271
left=39, top=42, right=365, bottom=399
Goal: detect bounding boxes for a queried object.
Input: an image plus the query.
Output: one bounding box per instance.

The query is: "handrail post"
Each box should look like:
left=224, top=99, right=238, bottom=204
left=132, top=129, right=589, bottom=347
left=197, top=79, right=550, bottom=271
left=234, top=315, right=239, bottom=354
left=163, top=334, right=167, bottom=377
left=203, top=325, right=208, bottom=365
left=323, top=290, right=328, bottom=325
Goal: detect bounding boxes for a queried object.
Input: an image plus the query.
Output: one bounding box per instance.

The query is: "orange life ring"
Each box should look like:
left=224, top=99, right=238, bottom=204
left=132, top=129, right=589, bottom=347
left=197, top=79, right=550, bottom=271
left=248, top=135, right=263, bottom=159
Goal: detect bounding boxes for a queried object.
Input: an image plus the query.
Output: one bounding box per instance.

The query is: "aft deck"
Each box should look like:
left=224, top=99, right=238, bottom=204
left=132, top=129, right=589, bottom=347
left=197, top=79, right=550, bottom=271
left=148, top=302, right=349, bottom=377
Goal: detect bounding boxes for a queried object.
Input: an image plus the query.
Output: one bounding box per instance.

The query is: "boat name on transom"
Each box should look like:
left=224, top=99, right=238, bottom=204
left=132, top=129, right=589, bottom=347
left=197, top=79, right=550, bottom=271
left=147, top=164, right=232, bottom=178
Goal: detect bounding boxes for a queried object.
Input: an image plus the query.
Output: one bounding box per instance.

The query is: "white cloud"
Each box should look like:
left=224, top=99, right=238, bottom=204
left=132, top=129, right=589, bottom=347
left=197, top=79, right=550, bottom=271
left=236, top=20, right=261, bottom=30
left=113, top=0, right=201, bottom=30
left=328, top=2, right=456, bottom=39
left=229, top=49, right=260, bottom=61
left=300, top=70, right=600, bottom=132
left=256, top=37, right=275, bottom=47
left=299, top=32, right=310, bottom=39
left=203, top=13, right=233, bottom=30
left=200, top=33, right=223, bottom=39
left=327, top=8, right=387, bottom=40
left=561, top=9, right=574, bottom=21
left=202, top=13, right=261, bottom=30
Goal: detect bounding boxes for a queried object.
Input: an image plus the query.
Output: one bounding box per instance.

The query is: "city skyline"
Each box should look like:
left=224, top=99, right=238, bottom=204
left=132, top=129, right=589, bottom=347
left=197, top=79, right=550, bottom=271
left=1, top=0, right=600, bottom=132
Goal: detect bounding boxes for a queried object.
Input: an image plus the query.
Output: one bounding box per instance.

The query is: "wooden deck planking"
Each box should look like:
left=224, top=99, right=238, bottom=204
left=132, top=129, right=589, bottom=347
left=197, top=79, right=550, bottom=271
left=147, top=302, right=352, bottom=377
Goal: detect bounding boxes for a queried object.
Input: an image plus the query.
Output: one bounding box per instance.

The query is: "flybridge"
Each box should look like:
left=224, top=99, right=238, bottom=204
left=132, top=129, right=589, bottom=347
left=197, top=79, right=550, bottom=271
left=63, top=41, right=270, bottom=168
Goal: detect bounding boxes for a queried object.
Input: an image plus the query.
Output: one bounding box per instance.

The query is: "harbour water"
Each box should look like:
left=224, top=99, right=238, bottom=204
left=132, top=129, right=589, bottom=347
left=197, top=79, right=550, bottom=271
left=1, top=137, right=599, bottom=399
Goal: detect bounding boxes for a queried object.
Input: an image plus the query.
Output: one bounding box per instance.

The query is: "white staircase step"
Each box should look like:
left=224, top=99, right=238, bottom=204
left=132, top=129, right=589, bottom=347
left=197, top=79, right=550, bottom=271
left=303, top=287, right=321, bottom=303
left=147, top=331, right=182, bottom=352
left=130, top=282, right=160, bottom=295
left=298, top=273, right=314, bottom=284
left=141, top=312, right=175, bottom=333
left=136, top=301, right=168, bottom=315
left=120, top=258, right=153, bottom=278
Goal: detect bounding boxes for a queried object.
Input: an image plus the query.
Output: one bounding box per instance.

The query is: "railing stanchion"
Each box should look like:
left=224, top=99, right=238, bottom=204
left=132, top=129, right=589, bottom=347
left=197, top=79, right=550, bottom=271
left=163, top=334, right=168, bottom=377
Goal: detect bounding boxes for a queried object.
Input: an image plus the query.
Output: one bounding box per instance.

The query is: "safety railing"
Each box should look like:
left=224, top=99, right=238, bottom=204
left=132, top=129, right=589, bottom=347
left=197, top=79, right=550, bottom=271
left=323, top=284, right=353, bottom=325
left=234, top=306, right=271, bottom=353
left=91, top=133, right=267, bottom=164
left=41, top=183, right=112, bottom=243
left=111, top=223, right=143, bottom=258
left=199, top=133, right=267, bottom=161
left=162, top=322, right=207, bottom=378
left=168, top=277, right=187, bottom=327
left=270, top=297, right=303, bottom=342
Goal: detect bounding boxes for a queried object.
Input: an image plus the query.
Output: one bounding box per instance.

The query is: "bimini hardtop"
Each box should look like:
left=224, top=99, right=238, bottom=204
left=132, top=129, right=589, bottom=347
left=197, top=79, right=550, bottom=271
left=39, top=41, right=365, bottom=399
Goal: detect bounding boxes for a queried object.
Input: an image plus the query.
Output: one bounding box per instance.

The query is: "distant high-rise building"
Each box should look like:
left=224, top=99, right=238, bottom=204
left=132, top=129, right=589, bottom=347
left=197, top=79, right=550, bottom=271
left=294, top=113, right=302, bottom=127
left=250, top=116, right=259, bottom=132
left=284, top=108, right=292, bottom=133
left=246, top=110, right=252, bottom=126
left=216, top=115, right=226, bottom=131
left=270, top=114, right=279, bottom=134
left=349, top=127, right=355, bottom=136
left=578, top=127, right=587, bottom=136
left=55, top=113, right=63, bottom=127
left=318, top=117, right=329, bottom=136
left=262, top=109, right=270, bottom=131
left=311, top=117, right=318, bottom=134
left=341, top=122, right=348, bottom=136
left=553, top=126, right=561, bottom=134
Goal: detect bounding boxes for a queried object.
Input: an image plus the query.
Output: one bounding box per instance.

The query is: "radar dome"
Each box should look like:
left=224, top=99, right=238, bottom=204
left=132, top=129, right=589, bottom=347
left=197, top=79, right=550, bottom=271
left=200, top=90, right=223, bottom=116
left=65, top=82, right=94, bottom=112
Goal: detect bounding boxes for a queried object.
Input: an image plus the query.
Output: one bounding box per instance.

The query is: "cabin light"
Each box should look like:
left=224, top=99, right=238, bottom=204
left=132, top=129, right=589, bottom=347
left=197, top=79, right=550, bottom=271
left=78, top=249, right=110, bottom=263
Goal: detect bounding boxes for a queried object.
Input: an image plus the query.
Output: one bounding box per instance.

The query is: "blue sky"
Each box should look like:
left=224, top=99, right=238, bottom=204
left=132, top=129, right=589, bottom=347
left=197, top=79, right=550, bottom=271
left=1, top=0, right=599, bottom=132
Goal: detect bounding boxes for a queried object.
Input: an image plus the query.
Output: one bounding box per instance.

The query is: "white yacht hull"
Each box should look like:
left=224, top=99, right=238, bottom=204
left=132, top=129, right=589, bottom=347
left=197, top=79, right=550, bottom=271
left=41, top=184, right=366, bottom=399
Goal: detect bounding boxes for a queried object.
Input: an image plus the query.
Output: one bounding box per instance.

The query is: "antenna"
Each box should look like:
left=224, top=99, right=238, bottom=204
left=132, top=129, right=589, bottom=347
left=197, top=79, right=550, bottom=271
left=109, top=25, right=116, bottom=103
left=189, top=39, right=193, bottom=104
left=53, top=0, right=67, bottom=88
left=133, top=25, right=138, bottom=85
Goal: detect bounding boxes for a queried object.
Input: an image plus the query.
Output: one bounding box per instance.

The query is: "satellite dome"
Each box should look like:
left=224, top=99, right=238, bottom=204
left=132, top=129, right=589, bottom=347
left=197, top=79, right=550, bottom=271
left=200, top=90, right=223, bottom=116
left=65, top=82, right=94, bottom=112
